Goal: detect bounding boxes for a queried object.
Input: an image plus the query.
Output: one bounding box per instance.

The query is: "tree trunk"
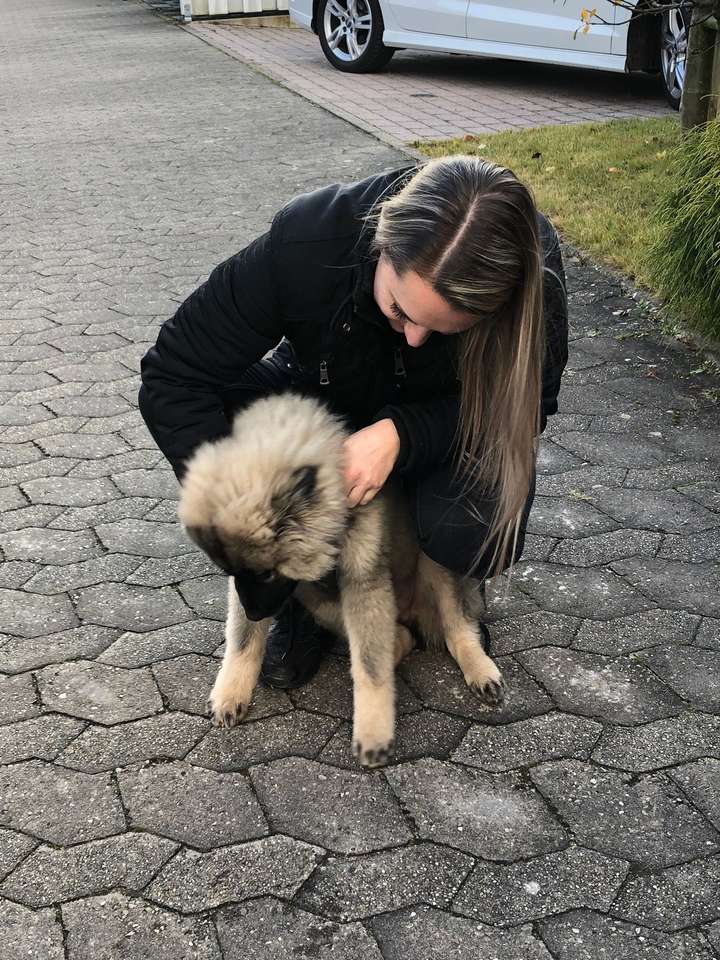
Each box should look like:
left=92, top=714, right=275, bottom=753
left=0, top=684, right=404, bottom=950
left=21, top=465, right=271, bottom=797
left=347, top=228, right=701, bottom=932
left=681, top=1, right=719, bottom=130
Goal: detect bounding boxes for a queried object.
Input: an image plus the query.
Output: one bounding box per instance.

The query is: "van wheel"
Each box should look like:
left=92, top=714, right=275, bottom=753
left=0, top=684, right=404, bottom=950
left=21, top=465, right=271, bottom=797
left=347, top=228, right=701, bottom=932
left=317, top=0, right=394, bottom=74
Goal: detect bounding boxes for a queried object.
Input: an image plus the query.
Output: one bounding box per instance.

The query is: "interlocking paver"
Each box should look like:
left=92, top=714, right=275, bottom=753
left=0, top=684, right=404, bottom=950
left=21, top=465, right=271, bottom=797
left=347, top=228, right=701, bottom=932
left=668, top=759, right=720, bottom=831
left=251, top=757, right=412, bottom=854
left=636, top=644, right=720, bottom=711
left=530, top=760, right=720, bottom=868
left=0, top=898, right=65, bottom=960
left=298, top=843, right=472, bottom=921
left=612, top=855, right=720, bottom=931
left=62, top=892, right=221, bottom=960
left=573, top=608, right=699, bottom=655
left=0, top=587, right=78, bottom=638
left=146, top=835, right=322, bottom=912
left=453, top=846, right=628, bottom=926
left=0, top=624, right=118, bottom=673
left=593, top=711, right=720, bottom=771
left=385, top=758, right=566, bottom=859
left=0, top=829, right=37, bottom=883
left=38, top=660, right=162, bottom=724
left=118, top=761, right=268, bottom=849
left=0, top=714, right=85, bottom=764
left=74, top=581, right=193, bottom=632
left=538, top=909, right=716, bottom=960
left=1, top=833, right=177, bottom=908
left=371, top=905, right=553, bottom=960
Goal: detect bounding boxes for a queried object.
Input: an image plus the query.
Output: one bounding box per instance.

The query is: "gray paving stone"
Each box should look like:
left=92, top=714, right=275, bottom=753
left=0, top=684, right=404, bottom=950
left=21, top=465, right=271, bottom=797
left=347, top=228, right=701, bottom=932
left=0, top=761, right=125, bottom=844
left=112, top=468, right=178, bottom=500
left=0, top=672, right=40, bottom=724
left=530, top=760, right=720, bottom=868
left=0, top=403, right=54, bottom=425
left=514, top=561, right=652, bottom=619
left=669, top=759, right=720, bottom=831
left=152, top=653, right=292, bottom=718
left=707, top=920, right=720, bottom=953
left=697, top=617, right=720, bottom=650
left=24, top=554, right=143, bottom=595
left=0, top=486, right=28, bottom=513
left=46, top=395, right=131, bottom=417
left=612, top=855, right=720, bottom=931
left=0, top=624, right=117, bottom=673
left=21, top=475, right=118, bottom=506
left=177, top=575, right=227, bottom=621
left=678, top=479, right=720, bottom=512
left=490, top=611, right=580, bottom=655
left=299, top=842, right=472, bottom=921
left=0, top=587, right=77, bottom=638
left=1, top=833, right=177, bottom=908
left=0, top=898, right=64, bottom=960
left=188, top=711, right=340, bottom=771
left=38, top=660, right=162, bottom=724
left=74, top=581, right=193, bottom=632
left=587, top=487, right=720, bottom=534
left=636, top=644, right=720, bottom=712
left=0, top=442, right=41, bottom=468
left=70, top=449, right=162, bottom=480
left=37, top=433, right=129, bottom=459
left=665, top=427, right=720, bottom=463
left=538, top=909, right=715, bottom=960
left=0, top=457, right=78, bottom=489
left=48, top=496, right=156, bottom=531
left=399, top=652, right=553, bottom=724
left=291, top=654, right=420, bottom=720
left=98, top=618, right=222, bottom=668
left=143, top=498, right=187, bottom=522
left=550, top=528, right=663, bottom=566
left=612, top=557, right=720, bottom=616
left=385, top=758, right=566, bottom=859
left=453, top=712, right=602, bottom=772
left=126, top=552, right=216, bottom=587
left=573, top=608, right=699, bottom=655
left=535, top=464, right=627, bottom=497
left=528, top=496, right=618, bottom=539
left=518, top=646, right=683, bottom=724
left=48, top=360, right=130, bottom=383
left=62, top=892, right=221, bottom=960
left=536, top=440, right=585, bottom=474
left=658, top=527, right=720, bottom=562
left=250, top=757, right=411, bottom=854
left=318, top=710, right=469, bottom=769
left=118, top=761, right=267, bottom=849
left=371, top=905, right=553, bottom=960
left=146, top=835, right=322, bottom=912
left=484, top=580, right=541, bottom=622
left=216, top=897, right=382, bottom=960
left=0, top=560, right=38, bottom=589
left=594, top=711, right=720, bottom=771
left=624, top=461, right=717, bottom=490
left=58, top=712, right=209, bottom=772
left=0, top=714, right=85, bottom=763
left=453, top=846, right=628, bottom=926
left=519, top=534, right=559, bottom=561
left=95, top=518, right=192, bottom=558
left=0, top=829, right=37, bottom=883
left=554, top=432, right=673, bottom=467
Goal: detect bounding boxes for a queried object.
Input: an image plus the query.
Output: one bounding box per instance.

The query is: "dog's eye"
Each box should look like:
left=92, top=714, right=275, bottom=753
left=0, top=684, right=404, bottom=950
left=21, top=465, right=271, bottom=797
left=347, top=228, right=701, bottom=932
left=257, top=570, right=276, bottom=583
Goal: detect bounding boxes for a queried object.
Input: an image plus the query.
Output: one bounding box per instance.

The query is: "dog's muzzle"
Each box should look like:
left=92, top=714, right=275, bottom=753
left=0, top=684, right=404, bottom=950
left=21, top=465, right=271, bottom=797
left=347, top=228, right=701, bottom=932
left=232, top=571, right=297, bottom=621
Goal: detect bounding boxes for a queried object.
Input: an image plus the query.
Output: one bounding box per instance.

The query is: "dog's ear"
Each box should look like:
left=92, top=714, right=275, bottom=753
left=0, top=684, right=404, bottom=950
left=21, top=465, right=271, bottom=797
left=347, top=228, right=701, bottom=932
left=185, top=524, right=231, bottom=572
left=273, top=465, right=317, bottom=522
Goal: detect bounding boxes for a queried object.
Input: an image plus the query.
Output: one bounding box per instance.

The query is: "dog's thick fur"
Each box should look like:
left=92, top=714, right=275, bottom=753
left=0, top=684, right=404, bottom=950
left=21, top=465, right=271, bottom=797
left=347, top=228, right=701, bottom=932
left=178, top=394, right=504, bottom=768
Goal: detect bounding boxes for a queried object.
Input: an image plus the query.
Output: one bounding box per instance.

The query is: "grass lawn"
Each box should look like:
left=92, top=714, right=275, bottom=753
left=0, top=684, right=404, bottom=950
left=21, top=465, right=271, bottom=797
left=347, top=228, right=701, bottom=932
left=419, top=117, right=681, bottom=290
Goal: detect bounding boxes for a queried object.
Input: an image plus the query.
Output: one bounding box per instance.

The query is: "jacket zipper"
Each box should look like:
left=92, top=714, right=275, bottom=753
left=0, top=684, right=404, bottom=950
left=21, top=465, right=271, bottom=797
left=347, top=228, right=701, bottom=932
left=319, top=358, right=330, bottom=386
left=394, top=347, right=406, bottom=378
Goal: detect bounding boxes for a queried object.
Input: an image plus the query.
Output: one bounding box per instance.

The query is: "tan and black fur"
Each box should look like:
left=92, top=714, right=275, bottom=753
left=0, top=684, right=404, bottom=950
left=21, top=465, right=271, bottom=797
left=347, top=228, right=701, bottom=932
left=178, top=394, right=504, bottom=768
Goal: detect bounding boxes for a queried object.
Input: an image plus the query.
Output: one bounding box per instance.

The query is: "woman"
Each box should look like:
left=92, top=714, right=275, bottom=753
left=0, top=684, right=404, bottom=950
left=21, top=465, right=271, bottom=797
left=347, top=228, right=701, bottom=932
left=139, top=156, right=568, bottom=689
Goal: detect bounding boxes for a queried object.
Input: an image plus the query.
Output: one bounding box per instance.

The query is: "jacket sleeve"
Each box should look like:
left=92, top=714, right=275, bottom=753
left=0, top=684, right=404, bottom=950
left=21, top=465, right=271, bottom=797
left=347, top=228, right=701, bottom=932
left=138, top=229, right=285, bottom=480
left=373, top=227, right=569, bottom=477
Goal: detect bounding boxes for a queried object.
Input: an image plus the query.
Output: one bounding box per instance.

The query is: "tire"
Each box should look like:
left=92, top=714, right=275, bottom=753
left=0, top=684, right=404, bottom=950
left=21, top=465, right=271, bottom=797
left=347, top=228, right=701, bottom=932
left=660, top=7, right=689, bottom=110
left=317, top=0, right=394, bottom=74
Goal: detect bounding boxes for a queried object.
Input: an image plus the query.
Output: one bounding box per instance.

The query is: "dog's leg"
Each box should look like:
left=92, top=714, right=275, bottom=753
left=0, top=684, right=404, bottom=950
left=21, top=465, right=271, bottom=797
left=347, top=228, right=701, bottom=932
left=341, top=576, right=397, bottom=768
left=417, top=554, right=505, bottom=709
left=394, top=623, right=415, bottom=666
left=209, top=579, right=269, bottom=728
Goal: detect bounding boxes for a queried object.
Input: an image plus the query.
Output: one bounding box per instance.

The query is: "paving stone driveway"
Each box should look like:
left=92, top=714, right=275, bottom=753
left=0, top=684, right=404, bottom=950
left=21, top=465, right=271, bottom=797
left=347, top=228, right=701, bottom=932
left=186, top=17, right=672, bottom=145
left=1, top=1, right=720, bottom=957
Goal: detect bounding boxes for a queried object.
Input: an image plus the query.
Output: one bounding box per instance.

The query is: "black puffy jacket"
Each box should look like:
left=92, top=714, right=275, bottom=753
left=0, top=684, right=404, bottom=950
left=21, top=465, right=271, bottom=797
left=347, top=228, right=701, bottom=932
left=139, top=165, right=568, bottom=480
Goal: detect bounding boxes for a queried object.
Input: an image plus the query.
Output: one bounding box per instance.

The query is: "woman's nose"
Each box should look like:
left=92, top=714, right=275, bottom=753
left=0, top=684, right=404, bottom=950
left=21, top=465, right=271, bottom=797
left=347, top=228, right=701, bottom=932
left=405, top=324, right=430, bottom=347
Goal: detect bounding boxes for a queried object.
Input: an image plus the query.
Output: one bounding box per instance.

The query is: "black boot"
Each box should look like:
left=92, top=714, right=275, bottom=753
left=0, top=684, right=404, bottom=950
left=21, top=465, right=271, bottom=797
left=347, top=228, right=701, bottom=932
left=260, top=597, right=335, bottom=690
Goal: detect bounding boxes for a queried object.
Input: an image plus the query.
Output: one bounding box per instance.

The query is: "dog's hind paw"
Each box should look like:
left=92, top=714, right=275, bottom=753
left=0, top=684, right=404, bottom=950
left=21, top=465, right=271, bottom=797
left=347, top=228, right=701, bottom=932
left=469, top=675, right=506, bottom=709
left=352, top=738, right=395, bottom=769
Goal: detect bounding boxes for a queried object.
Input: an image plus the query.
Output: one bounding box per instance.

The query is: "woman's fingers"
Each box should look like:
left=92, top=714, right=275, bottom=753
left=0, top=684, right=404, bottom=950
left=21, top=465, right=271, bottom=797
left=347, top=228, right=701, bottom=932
left=347, top=484, right=378, bottom=508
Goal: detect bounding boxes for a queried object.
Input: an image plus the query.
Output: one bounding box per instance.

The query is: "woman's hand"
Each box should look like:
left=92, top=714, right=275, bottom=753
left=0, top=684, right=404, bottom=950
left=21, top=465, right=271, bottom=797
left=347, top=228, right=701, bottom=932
left=343, top=418, right=401, bottom=508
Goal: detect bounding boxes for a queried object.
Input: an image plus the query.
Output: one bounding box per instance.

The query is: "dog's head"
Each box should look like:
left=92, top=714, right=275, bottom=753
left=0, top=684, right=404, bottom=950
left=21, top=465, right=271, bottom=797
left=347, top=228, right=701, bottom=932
left=178, top=395, right=349, bottom=621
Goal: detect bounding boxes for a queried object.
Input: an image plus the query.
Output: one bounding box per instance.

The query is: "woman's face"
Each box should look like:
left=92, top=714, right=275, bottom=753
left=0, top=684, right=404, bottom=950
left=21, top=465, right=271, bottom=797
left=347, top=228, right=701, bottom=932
left=373, top=253, right=477, bottom=348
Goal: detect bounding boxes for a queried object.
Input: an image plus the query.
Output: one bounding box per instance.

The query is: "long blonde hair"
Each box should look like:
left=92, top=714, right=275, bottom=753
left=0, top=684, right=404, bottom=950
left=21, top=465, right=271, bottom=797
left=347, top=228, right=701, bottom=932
left=371, top=156, right=545, bottom=579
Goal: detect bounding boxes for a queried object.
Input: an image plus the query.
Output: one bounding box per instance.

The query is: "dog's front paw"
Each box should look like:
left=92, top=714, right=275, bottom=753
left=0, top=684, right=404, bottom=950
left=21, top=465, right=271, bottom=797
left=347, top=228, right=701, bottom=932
left=352, top=736, right=395, bottom=769
left=468, top=674, right=506, bottom=709
left=209, top=671, right=251, bottom=728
